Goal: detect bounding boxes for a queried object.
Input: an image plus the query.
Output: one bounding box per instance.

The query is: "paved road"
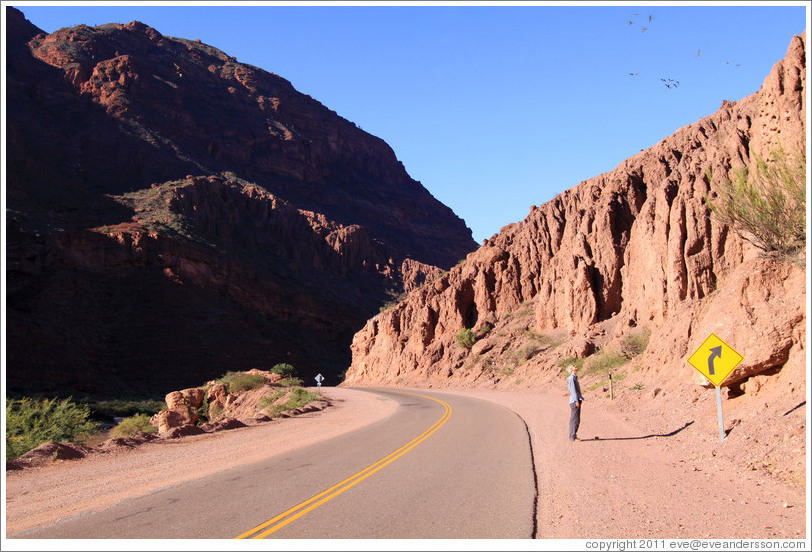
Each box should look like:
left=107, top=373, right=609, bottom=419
left=14, top=388, right=537, bottom=539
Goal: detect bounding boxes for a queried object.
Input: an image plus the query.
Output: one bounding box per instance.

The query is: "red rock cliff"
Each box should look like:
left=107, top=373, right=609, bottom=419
left=344, top=33, right=806, bottom=394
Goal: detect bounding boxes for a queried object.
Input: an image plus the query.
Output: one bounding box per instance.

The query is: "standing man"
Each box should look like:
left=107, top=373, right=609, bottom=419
left=567, top=364, right=585, bottom=441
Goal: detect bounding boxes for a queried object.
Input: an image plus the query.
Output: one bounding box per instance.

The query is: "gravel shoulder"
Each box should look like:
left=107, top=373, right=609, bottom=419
left=437, top=387, right=807, bottom=540
left=4, top=385, right=807, bottom=541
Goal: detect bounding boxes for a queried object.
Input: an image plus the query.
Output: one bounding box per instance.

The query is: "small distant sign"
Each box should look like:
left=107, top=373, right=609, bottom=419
left=315, top=373, right=324, bottom=387
left=687, top=333, right=744, bottom=388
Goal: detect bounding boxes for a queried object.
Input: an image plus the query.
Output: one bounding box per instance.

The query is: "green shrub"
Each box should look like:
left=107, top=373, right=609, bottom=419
left=90, top=398, right=164, bottom=421
left=260, top=387, right=321, bottom=417
left=196, top=394, right=210, bottom=424
left=619, top=328, right=651, bottom=359
left=706, top=147, right=806, bottom=261
left=456, top=328, right=477, bottom=349
left=285, top=387, right=320, bottom=409
left=218, top=371, right=267, bottom=393
left=110, top=414, right=157, bottom=438
left=279, top=376, right=304, bottom=387
left=6, top=397, right=98, bottom=460
left=586, top=349, right=629, bottom=375
left=270, top=363, right=296, bottom=377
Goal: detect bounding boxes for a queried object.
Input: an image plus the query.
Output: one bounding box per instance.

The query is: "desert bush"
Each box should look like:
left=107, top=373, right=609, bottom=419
left=196, top=394, right=211, bottom=424
left=218, top=371, right=267, bottom=393
left=619, top=328, right=651, bottom=359
left=706, top=147, right=806, bottom=261
left=456, top=328, right=477, bottom=349
left=109, top=414, right=157, bottom=438
left=284, top=387, right=319, bottom=409
left=6, top=397, right=98, bottom=460
left=586, top=349, right=629, bottom=375
left=260, top=387, right=320, bottom=417
left=90, top=398, right=164, bottom=421
left=270, top=363, right=296, bottom=377
left=279, top=376, right=304, bottom=387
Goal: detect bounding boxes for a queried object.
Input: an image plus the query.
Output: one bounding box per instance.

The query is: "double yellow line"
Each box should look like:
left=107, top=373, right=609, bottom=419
left=236, top=390, right=452, bottom=539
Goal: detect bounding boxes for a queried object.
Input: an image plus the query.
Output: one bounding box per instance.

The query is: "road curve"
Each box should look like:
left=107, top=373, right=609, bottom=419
left=13, top=388, right=537, bottom=539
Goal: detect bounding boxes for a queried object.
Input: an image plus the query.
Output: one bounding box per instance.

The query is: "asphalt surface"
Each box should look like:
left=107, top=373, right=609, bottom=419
left=13, top=388, right=537, bottom=539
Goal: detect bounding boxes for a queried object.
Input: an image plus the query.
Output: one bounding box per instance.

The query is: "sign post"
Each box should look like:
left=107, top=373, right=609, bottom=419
left=315, top=373, right=324, bottom=388
left=715, top=387, right=725, bottom=442
left=687, top=333, right=744, bottom=442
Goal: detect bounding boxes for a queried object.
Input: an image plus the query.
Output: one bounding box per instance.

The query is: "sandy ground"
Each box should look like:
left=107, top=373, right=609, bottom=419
left=437, top=388, right=807, bottom=540
left=4, top=386, right=808, bottom=541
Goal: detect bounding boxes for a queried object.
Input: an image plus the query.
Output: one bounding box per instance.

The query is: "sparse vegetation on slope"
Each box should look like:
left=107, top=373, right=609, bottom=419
left=218, top=371, right=267, bottom=393
left=456, top=328, right=477, bottom=349
left=261, top=386, right=322, bottom=418
left=706, top=147, right=806, bottom=262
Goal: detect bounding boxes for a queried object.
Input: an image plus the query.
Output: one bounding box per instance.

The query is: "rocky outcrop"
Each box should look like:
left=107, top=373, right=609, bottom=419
left=150, top=387, right=206, bottom=434
left=150, top=369, right=327, bottom=436
left=344, top=33, right=806, bottom=392
left=4, top=7, right=477, bottom=397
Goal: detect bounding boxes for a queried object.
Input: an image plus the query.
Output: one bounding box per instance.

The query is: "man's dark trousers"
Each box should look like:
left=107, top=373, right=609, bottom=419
left=569, top=402, right=581, bottom=440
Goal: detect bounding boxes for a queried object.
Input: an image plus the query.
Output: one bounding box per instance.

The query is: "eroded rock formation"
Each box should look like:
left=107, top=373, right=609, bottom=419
left=344, top=33, right=806, bottom=394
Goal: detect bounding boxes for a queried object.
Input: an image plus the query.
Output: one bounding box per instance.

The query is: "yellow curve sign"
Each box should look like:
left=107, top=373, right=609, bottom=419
left=687, top=333, right=744, bottom=387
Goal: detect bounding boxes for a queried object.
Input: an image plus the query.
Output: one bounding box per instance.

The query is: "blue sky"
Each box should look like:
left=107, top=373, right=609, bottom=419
left=10, top=2, right=809, bottom=243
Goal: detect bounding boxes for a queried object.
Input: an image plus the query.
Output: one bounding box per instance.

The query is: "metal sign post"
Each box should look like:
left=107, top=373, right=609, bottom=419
left=715, top=386, right=725, bottom=442
left=687, top=333, right=744, bottom=443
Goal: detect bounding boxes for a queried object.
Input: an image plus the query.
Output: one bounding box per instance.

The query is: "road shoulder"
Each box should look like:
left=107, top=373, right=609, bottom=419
left=437, top=388, right=806, bottom=539
left=4, top=387, right=397, bottom=537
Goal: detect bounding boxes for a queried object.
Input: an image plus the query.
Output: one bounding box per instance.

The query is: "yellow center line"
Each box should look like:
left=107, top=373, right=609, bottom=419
left=235, top=390, right=452, bottom=539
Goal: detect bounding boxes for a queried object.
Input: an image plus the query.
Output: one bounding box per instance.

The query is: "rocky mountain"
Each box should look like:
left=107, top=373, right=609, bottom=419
left=4, top=7, right=477, bottom=398
left=343, top=33, right=806, bottom=483
left=346, top=31, right=805, bottom=388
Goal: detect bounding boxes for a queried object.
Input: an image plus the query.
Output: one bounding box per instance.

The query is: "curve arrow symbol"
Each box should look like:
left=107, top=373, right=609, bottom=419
left=707, top=346, right=722, bottom=375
